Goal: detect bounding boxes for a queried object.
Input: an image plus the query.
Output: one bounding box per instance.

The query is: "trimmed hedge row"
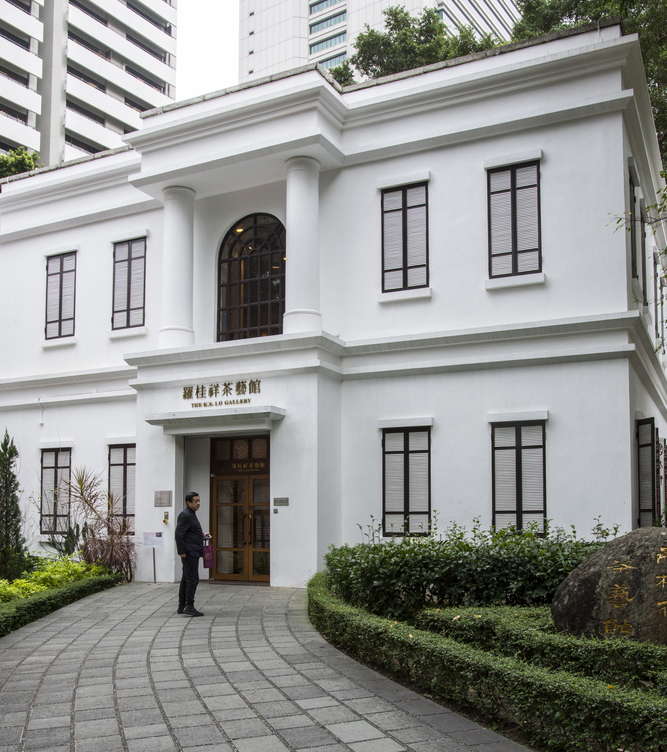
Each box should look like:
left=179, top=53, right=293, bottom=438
left=325, top=526, right=603, bottom=620
left=0, top=574, right=124, bottom=638
left=416, top=607, right=667, bottom=694
left=308, top=572, right=667, bottom=752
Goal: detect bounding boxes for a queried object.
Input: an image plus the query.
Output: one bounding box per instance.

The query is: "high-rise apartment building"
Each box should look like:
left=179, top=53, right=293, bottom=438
left=0, top=0, right=176, bottom=165
left=239, top=0, right=519, bottom=83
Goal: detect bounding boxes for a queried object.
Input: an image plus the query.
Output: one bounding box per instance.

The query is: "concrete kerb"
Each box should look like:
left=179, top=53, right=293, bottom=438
left=0, top=583, right=532, bottom=752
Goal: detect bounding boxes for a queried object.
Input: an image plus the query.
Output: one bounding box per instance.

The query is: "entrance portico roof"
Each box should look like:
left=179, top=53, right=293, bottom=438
left=145, top=405, right=286, bottom=436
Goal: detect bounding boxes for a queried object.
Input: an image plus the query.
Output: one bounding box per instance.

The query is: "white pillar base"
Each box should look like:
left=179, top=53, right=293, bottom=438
left=283, top=309, right=323, bottom=334
left=159, top=326, right=195, bottom=349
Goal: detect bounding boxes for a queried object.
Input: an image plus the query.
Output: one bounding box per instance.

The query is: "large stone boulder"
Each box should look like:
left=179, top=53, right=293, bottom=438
left=551, top=527, right=667, bottom=643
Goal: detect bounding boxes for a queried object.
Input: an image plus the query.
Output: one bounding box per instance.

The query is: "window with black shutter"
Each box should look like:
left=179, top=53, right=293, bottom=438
left=492, top=421, right=546, bottom=532
left=45, top=252, right=76, bottom=339
left=640, top=207, right=648, bottom=306
left=109, top=445, right=135, bottom=533
left=382, top=427, right=430, bottom=536
left=637, top=417, right=658, bottom=527
left=40, top=449, right=71, bottom=533
left=630, top=175, right=638, bottom=280
left=381, top=182, right=428, bottom=292
left=487, top=162, right=541, bottom=278
left=112, top=238, right=146, bottom=329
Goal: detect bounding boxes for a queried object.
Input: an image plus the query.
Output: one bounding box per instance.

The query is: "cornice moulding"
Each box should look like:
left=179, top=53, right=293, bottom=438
left=0, top=366, right=137, bottom=392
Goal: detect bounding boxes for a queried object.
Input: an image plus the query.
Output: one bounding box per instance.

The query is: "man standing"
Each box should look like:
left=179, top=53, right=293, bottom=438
left=175, top=491, right=210, bottom=616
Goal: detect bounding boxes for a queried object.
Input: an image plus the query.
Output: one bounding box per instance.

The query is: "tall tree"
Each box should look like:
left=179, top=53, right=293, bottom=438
left=329, top=7, right=496, bottom=84
left=513, top=0, right=667, bottom=166
left=0, top=147, right=40, bottom=180
left=0, top=430, right=28, bottom=580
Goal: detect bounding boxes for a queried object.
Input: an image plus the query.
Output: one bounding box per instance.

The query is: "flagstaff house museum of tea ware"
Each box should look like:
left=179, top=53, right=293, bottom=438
left=0, top=21, right=666, bottom=587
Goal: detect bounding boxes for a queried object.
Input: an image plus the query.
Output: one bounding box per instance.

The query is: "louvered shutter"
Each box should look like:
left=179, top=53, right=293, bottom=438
left=488, top=163, right=541, bottom=278
left=493, top=426, right=517, bottom=528
left=515, top=165, right=540, bottom=273
left=383, top=428, right=430, bottom=535
left=382, top=190, right=403, bottom=291
left=129, top=240, right=146, bottom=326
left=45, top=253, right=76, bottom=338
left=489, top=170, right=513, bottom=277
left=520, top=424, right=545, bottom=532
left=493, top=422, right=545, bottom=531
left=382, top=184, right=428, bottom=292
left=638, top=418, right=656, bottom=526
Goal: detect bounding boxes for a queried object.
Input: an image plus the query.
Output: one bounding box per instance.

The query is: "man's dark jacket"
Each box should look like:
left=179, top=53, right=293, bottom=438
left=175, top=506, right=204, bottom=556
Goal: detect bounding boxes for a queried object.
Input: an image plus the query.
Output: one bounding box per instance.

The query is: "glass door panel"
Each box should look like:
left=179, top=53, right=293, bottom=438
left=211, top=474, right=270, bottom=582
left=215, top=479, right=246, bottom=579
left=250, top=478, right=270, bottom=580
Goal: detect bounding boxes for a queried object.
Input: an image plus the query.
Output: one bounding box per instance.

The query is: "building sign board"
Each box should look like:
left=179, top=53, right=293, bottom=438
left=274, top=497, right=289, bottom=507
left=154, top=490, right=172, bottom=507
left=182, top=379, right=262, bottom=408
left=143, top=532, right=164, bottom=548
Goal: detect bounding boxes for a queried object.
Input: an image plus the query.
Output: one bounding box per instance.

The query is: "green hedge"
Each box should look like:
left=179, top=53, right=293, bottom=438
left=0, top=574, right=124, bottom=638
left=416, top=607, right=667, bottom=694
left=325, top=524, right=603, bottom=620
left=308, top=572, right=667, bottom=752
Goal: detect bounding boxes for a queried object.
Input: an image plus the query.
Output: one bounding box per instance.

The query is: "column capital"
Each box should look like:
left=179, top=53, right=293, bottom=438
left=162, top=186, right=196, bottom=202
left=285, top=156, right=321, bottom=175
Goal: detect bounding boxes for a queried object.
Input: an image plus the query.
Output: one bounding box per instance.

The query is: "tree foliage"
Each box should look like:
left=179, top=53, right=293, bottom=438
left=0, top=431, right=29, bottom=581
left=0, top=147, right=40, bottom=180
left=513, top=0, right=667, bottom=166
left=329, top=6, right=496, bottom=85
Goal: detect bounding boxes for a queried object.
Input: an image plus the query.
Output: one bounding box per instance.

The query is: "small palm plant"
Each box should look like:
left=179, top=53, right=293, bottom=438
left=68, top=469, right=135, bottom=581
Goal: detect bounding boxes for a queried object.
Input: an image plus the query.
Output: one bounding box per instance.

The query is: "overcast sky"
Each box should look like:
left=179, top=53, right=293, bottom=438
left=175, top=1, right=240, bottom=101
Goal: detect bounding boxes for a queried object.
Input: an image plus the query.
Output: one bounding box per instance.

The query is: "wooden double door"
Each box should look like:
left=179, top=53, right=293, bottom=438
left=211, top=475, right=270, bottom=581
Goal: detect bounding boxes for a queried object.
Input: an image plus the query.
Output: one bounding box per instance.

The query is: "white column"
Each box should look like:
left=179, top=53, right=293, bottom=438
left=284, top=156, right=322, bottom=333
left=160, top=186, right=196, bottom=349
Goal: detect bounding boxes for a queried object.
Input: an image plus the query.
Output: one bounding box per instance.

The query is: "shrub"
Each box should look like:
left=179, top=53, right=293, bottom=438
left=0, top=556, right=109, bottom=602
left=0, top=429, right=32, bottom=581
left=308, top=572, right=667, bottom=752
left=325, top=520, right=603, bottom=620
left=0, top=574, right=124, bottom=637
left=416, top=606, right=667, bottom=694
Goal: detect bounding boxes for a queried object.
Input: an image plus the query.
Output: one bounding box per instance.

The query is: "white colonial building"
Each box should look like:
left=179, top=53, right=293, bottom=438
left=0, top=21, right=665, bottom=588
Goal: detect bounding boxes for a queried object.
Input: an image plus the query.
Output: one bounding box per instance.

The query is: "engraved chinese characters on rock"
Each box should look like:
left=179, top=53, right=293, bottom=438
left=551, top=528, right=667, bottom=644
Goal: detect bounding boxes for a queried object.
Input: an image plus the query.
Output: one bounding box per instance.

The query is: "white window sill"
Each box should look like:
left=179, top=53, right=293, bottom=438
left=43, top=337, right=77, bottom=349
left=378, top=287, right=432, bottom=304
left=485, top=273, right=546, bottom=291
left=108, top=326, right=148, bottom=340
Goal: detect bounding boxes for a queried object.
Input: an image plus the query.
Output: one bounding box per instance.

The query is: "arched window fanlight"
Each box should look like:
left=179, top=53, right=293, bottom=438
left=217, top=214, right=286, bottom=341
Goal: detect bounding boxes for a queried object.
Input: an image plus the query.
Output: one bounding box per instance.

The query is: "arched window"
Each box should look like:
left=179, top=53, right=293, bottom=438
left=217, top=214, right=286, bottom=341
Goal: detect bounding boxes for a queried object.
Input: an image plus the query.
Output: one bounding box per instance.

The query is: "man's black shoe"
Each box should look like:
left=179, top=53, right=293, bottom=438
left=183, top=606, right=204, bottom=617
left=177, top=606, right=185, bottom=614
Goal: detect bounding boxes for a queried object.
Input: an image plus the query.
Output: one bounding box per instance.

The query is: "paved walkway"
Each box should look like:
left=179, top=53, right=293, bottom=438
left=0, top=583, right=530, bottom=752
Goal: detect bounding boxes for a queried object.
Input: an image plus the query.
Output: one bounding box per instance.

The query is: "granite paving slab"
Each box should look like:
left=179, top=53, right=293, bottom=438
left=0, top=582, right=533, bottom=752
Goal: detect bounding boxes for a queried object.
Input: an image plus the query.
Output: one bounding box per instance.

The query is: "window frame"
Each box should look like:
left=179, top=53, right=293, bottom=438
left=381, top=181, right=429, bottom=293
left=217, top=213, right=286, bottom=342
left=382, top=426, right=431, bottom=537
left=637, top=417, right=659, bottom=527
left=112, top=236, right=147, bottom=330
left=487, top=160, right=542, bottom=279
left=45, top=252, right=77, bottom=339
left=40, top=448, right=71, bottom=534
left=491, top=420, right=546, bottom=533
left=108, top=444, right=136, bottom=534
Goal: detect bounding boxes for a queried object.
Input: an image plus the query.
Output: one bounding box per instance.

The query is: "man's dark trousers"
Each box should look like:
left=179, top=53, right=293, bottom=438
left=179, top=554, right=199, bottom=608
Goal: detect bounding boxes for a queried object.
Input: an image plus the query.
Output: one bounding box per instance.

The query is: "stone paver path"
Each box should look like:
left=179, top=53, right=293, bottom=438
left=0, top=583, right=530, bottom=752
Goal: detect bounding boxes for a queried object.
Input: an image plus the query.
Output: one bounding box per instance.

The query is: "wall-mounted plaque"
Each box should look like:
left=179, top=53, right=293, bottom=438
left=273, top=497, right=289, bottom=507
left=154, top=491, right=172, bottom=508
